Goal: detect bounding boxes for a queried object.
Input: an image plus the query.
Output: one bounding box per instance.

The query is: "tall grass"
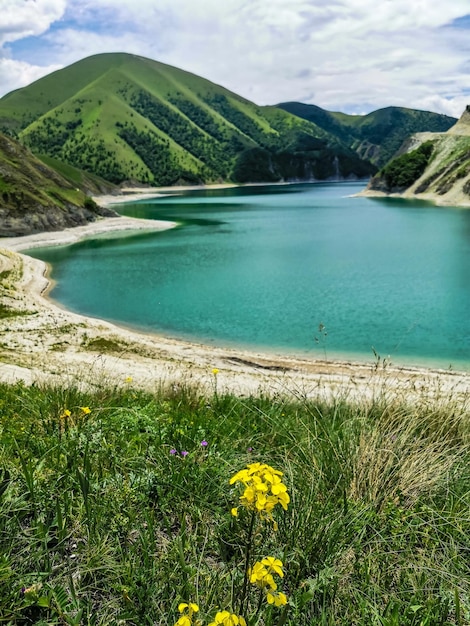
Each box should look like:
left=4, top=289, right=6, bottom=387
left=0, top=377, right=468, bottom=625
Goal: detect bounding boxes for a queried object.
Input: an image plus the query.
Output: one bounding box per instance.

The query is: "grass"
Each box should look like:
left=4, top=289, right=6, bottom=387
left=83, top=337, right=128, bottom=354
left=0, top=303, right=33, bottom=319
left=0, top=377, right=469, bottom=625
left=37, top=155, right=118, bottom=195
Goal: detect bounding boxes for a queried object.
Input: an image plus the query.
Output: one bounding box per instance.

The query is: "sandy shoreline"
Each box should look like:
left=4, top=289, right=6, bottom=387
left=92, top=182, right=242, bottom=208
left=0, top=191, right=468, bottom=404
left=0, top=214, right=178, bottom=252
left=358, top=187, right=470, bottom=208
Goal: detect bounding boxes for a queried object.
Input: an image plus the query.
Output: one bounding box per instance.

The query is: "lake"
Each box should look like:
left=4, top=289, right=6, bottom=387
left=28, top=182, right=470, bottom=370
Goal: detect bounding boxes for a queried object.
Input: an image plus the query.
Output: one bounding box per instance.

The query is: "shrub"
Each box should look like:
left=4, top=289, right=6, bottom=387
left=380, top=140, right=434, bottom=191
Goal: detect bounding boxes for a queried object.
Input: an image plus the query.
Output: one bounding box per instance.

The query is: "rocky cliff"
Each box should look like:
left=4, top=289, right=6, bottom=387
left=363, top=106, right=470, bottom=207
left=0, top=133, right=117, bottom=236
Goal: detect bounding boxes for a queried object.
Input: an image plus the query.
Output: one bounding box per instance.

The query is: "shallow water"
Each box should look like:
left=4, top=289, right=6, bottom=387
left=28, top=182, right=470, bottom=370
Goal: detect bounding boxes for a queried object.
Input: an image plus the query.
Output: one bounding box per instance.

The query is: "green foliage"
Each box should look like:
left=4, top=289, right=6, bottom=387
left=203, top=93, right=273, bottom=149
left=0, top=53, right=380, bottom=186
left=168, top=94, right=230, bottom=143
left=0, top=379, right=468, bottom=624
left=232, top=148, right=280, bottom=183
left=130, top=91, right=230, bottom=178
left=37, top=154, right=118, bottom=195
left=0, top=53, right=457, bottom=189
left=379, top=141, right=435, bottom=190
left=119, top=124, right=188, bottom=185
left=0, top=132, right=115, bottom=235
left=0, top=175, right=13, bottom=193
left=232, top=139, right=374, bottom=183
left=23, top=124, right=127, bottom=184
left=0, top=302, right=31, bottom=318
left=279, top=103, right=456, bottom=167
left=23, top=115, right=76, bottom=155
left=83, top=196, right=98, bottom=211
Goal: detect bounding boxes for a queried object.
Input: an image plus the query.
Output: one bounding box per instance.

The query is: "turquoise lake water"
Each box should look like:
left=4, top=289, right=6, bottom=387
left=28, top=182, right=470, bottom=369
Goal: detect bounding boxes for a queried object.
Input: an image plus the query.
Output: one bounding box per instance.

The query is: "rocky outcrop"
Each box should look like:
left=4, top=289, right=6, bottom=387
left=362, top=106, right=470, bottom=207
left=0, top=201, right=117, bottom=237
left=447, top=105, right=470, bottom=135
left=0, top=133, right=117, bottom=236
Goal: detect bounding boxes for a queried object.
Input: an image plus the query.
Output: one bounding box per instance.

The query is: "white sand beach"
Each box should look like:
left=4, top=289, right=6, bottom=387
left=0, top=192, right=468, bottom=404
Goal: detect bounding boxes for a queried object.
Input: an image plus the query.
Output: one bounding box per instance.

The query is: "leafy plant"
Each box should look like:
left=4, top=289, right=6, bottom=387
left=379, top=140, right=435, bottom=190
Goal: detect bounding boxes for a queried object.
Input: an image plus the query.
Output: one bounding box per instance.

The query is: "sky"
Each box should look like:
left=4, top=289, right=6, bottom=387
left=0, top=0, right=469, bottom=117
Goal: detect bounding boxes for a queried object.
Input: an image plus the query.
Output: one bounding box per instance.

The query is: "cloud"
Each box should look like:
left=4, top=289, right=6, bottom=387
left=0, top=0, right=66, bottom=94
left=418, top=94, right=469, bottom=119
left=0, top=0, right=66, bottom=46
left=0, top=0, right=468, bottom=117
left=0, top=57, right=62, bottom=94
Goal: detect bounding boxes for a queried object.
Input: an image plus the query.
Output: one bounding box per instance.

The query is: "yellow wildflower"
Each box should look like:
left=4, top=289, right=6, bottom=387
left=125, top=376, right=133, bottom=383
left=80, top=406, right=91, bottom=415
left=249, top=561, right=276, bottom=590
left=208, top=611, right=246, bottom=626
left=174, top=602, right=199, bottom=626
left=229, top=462, right=290, bottom=522
left=249, top=557, right=284, bottom=588
left=261, top=556, right=284, bottom=578
left=212, top=368, right=219, bottom=375
left=249, top=557, right=287, bottom=605
left=266, top=590, right=288, bottom=607
left=60, top=409, right=71, bottom=420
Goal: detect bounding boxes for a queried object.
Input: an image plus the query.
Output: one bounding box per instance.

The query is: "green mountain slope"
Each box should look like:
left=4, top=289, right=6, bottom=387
left=277, top=102, right=456, bottom=167
left=364, top=106, right=470, bottom=205
left=0, top=53, right=374, bottom=185
left=0, top=133, right=116, bottom=236
left=37, top=154, right=119, bottom=196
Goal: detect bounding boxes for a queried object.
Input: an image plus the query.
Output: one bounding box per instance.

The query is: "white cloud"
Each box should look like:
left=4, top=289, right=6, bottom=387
left=0, top=0, right=66, bottom=95
left=0, top=0, right=66, bottom=46
left=0, top=57, right=62, bottom=94
left=0, top=0, right=469, bottom=117
left=38, top=28, right=147, bottom=65
left=416, top=95, right=468, bottom=119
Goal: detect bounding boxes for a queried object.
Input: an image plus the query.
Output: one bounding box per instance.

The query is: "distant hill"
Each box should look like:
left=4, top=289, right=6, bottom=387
left=0, top=53, right=374, bottom=185
left=0, top=133, right=116, bottom=236
left=363, top=105, right=470, bottom=206
left=277, top=102, right=456, bottom=167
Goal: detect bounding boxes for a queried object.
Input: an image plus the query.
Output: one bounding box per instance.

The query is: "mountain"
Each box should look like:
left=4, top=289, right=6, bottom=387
left=276, top=102, right=457, bottom=167
left=0, top=53, right=374, bottom=186
left=0, top=132, right=116, bottom=236
left=36, top=154, right=119, bottom=197
left=363, top=106, right=470, bottom=206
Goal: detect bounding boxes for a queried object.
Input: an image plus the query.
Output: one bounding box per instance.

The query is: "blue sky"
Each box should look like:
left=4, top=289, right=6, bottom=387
left=1, top=0, right=469, bottom=117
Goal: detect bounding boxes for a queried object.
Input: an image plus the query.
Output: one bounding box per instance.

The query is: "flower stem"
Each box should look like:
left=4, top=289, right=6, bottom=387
left=239, top=510, right=256, bottom=615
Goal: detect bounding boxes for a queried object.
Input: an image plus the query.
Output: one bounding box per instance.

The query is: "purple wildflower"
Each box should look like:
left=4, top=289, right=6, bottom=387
left=181, top=450, right=189, bottom=457
left=201, top=440, right=208, bottom=447
left=170, top=448, right=177, bottom=455
left=247, top=447, right=253, bottom=453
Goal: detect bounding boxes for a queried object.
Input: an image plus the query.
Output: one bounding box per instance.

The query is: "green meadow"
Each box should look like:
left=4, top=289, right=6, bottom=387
left=0, top=376, right=469, bottom=625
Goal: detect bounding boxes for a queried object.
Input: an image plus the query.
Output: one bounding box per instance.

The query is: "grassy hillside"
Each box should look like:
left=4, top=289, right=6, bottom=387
left=0, top=133, right=116, bottom=236
left=0, top=53, right=375, bottom=185
left=277, top=102, right=456, bottom=167
left=367, top=106, right=470, bottom=201
left=0, top=378, right=468, bottom=624
left=37, top=154, right=119, bottom=196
